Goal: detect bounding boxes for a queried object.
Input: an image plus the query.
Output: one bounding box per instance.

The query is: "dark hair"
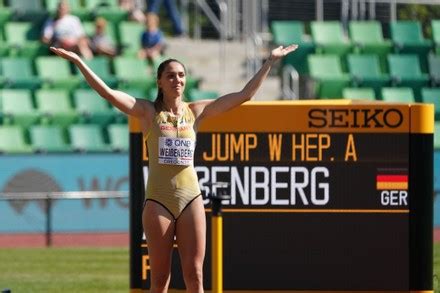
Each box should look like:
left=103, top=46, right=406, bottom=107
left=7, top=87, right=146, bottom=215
left=154, top=58, right=186, bottom=112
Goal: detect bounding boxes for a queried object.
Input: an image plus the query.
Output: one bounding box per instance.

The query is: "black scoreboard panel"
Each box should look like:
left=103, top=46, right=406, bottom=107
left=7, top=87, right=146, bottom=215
left=129, top=102, right=433, bottom=292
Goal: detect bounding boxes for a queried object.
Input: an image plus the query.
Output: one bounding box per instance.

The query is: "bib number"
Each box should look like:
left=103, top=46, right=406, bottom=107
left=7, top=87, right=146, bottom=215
left=158, top=137, right=195, bottom=166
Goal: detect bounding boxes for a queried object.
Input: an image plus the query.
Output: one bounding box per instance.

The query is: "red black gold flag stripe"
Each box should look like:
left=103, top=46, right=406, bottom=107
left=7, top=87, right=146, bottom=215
left=376, top=175, right=408, bottom=190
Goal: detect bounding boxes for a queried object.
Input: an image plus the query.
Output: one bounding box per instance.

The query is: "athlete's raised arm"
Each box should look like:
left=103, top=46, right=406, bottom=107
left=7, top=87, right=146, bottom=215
left=50, top=47, right=154, bottom=119
left=190, top=44, right=298, bottom=122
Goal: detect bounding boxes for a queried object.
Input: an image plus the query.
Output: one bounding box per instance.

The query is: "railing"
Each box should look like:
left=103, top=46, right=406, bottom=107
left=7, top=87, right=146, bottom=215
left=0, top=191, right=128, bottom=247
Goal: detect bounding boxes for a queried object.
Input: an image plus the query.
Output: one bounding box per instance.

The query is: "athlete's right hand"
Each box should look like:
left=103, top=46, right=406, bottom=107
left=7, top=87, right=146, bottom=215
left=50, top=47, right=81, bottom=63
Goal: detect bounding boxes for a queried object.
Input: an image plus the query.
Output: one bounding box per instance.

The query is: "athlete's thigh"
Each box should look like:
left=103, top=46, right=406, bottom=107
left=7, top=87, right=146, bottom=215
left=175, top=196, right=206, bottom=268
left=143, top=200, right=175, bottom=275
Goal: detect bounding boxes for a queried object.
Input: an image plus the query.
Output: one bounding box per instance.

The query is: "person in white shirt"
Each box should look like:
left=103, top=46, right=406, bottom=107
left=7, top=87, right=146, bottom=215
left=42, top=0, right=93, bottom=59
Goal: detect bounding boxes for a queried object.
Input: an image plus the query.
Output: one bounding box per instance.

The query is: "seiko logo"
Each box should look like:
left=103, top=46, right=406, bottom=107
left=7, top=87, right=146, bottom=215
left=308, top=108, right=404, bottom=128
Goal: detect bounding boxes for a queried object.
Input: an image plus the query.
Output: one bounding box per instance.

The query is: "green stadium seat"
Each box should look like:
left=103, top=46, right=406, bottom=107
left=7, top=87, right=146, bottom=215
left=75, top=56, right=118, bottom=88
left=30, top=125, right=72, bottom=153
left=0, top=39, right=9, bottom=57
left=381, top=87, right=415, bottom=103
left=187, top=89, right=218, bottom=101
left=428, top=54, right=440, bottom=86
left=0, top=89, right=39, bottom=127
left=348, top=21, right=392, bottom=71
left=9, top=0, right=48, bottom=21
left=5, top=22, right=48, bottom=57
left=308, top=54, right=351, bottom=98
left=432, top=20, right=440, bottom=54
left=35, top=89, right=78, bottom=127
left=69, top=124, right=112, bottom=152
left=0, top=125, right=33, bottom=153
left=347, top=54, right=390, bottom=97
left=270, top=20, right=315, bottom=74
left=35, top=56, right=81, bottom=90
left=122, top=88, right=148, bottom=99
left=107, top=123, right=128, bottom=152
left=84, top=0, right=118, bottom=9
left=342, top=87, right=376, bottom=101
left=387, top=54, right=430, bottom=101
left=1, top=57, right=42, bottom=89
left=421, top=88, right=440, bottom=121
left=0, top=8, right=12, bottom=33
left=113, top=56, right=155, bottom=92
left=96, top=7, right=128, bottom=27
left=311, top=21, right=353, bottom=57
left=390, top=21, right=433, bottom=72
left=118, top=21, right=144, bottom=56
left=112, top=106, right=128, bottom=124
left=73, top=89, right=115, bottom=126
left=435, top=122, right=440, bottom=149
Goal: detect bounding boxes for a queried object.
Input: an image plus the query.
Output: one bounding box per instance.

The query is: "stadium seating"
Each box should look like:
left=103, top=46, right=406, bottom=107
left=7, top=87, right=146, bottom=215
left=187, top=89, right=218, bottom=101
left=35, top=56, right=81, bottom=90
left=118, top=21, right=144, bottom=56
left=270, top=20, right=315, bottom=74
left=69, top=124, right=112, bottom=152
left=73, top=89, right=115, bottom=126
left=0, top=57, right=42, bottom=89
left=387, top=54, right=429, bottom=101
left=432, top=20, right=440, bottom=54
left=348, top=21, right=392, bottom=71
left=0, top=89, right=39, bottom=127
left=347, top=54, right=390, bottom=97
left=390, top=21, right=433, bottom=72
left=381, top=87, right=415, bottom=103
left=8, top=0, right=47, bottom=21
left=421, top=88, right=440, bottom=121
left=0, top=8, right=12, bottom=37
left=5, top=21, right=48, bottom=57
left=30, top=125, right=72, bottom=153
left=428, top=54, right=440, bottom=86
left=113, top=56, right=155, bottom=93
left=308, top=54, right=351, bottom=98
left=0, top=125, right=33, bottom=153
left=311, top=21, right=353, bottom=57
left=342, top=87, right=376, bottom=101
left=76, top=57, right=118, bottom=88
left=107, top=123, right=128, bottom=152
left=35, top=89, right=78, bottom=127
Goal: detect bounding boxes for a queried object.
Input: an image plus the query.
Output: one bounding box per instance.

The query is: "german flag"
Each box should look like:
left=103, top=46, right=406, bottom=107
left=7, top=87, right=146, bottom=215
left=376, top=174, right=408, bottom=190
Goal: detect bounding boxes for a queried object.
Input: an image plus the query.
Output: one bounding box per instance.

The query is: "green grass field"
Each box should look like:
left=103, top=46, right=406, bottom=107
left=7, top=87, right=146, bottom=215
left=0, top=247, right=129, bottom=292
left=1, top=244, right=440, bottom=292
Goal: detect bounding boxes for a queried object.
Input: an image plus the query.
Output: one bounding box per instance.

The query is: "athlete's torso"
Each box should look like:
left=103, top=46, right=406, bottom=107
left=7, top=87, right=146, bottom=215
left=145, top=102, right=201, bottom=218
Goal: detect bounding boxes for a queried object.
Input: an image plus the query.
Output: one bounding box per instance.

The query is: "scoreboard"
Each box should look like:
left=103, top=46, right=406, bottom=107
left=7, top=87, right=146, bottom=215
left=129, top=100, right=433, bottom=292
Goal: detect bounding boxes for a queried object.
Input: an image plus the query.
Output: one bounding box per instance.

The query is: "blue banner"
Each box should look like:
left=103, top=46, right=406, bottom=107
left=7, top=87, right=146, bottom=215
left=0, top=154, right=129, bottom=232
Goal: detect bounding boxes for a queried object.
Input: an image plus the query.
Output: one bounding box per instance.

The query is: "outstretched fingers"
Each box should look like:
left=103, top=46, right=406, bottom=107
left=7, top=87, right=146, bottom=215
left=49, top=47, right=80, bottom=62
left=283, top=44, right=299, bottom=55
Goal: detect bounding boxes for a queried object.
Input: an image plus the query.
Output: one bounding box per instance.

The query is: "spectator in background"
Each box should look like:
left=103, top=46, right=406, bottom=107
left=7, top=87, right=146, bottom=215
left=147, top=0, right=184, bottom=36
left=90, top=17, right=117, bottom=57
left=119, top=0, right=146, bottom=23
left=138, top=13, right=165, bottom=64
left=41, top=0, right=93, bottom=59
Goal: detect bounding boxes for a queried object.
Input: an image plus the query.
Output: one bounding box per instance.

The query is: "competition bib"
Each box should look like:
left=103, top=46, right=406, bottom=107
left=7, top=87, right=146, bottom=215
left=158, top=137, right=195, bottom=166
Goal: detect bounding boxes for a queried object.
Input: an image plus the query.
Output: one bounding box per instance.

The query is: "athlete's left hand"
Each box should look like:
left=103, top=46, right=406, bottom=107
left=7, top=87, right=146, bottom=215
left=269, top=44, right=299, bottom=61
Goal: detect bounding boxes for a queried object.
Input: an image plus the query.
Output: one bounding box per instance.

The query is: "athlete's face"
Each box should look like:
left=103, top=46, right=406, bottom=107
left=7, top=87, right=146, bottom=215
left=158, top=62, right=186, bottom=98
